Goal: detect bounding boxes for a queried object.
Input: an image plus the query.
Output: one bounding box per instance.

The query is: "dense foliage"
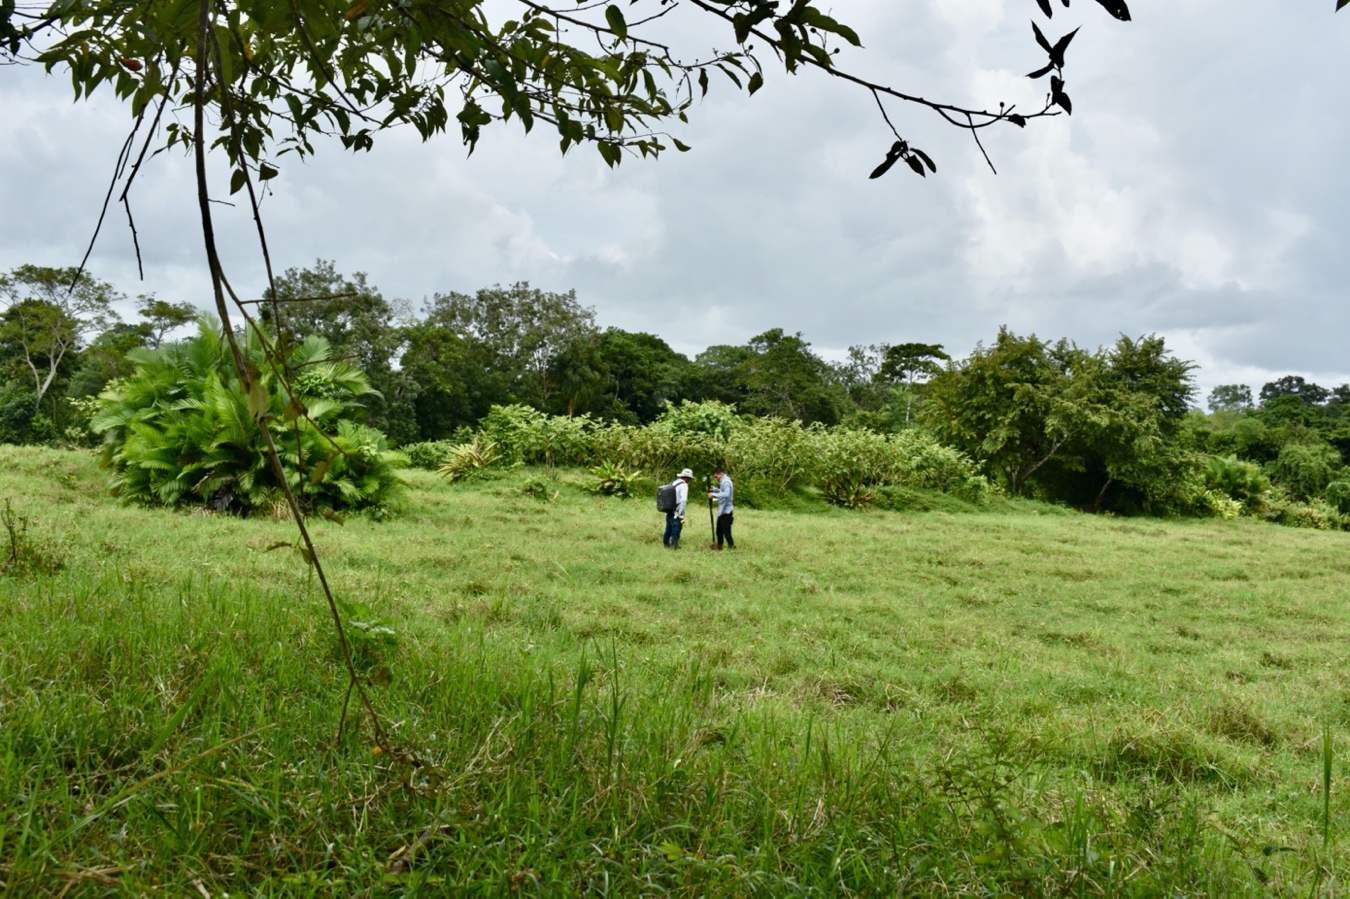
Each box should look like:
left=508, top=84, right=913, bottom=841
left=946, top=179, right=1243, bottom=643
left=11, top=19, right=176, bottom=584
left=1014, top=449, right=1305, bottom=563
left=4, top=260, right=1350, bottom=529
left=407, top=400, right=989, bottom=509
left=922, top=329, right=1200, bottom=514
left=91, top=320, right=405, bottom=517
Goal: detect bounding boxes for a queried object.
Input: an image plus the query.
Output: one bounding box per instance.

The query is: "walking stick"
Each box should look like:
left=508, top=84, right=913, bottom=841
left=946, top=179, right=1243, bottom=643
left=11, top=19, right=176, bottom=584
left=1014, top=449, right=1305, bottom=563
left=706, top=474, right=717, bottom=549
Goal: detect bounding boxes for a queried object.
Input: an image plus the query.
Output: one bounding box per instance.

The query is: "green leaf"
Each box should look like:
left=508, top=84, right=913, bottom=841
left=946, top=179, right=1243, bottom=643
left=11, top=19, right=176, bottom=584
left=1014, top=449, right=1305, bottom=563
left=604, top=5, right=627, bottom=40
left=246, top=378, right=268, bottom=421
left=145, top=675, right=213, bottom=758
left=258, top=162, right=279, bottom=181
left=229, top=169, right=247, bottom=195
left=747, top=71, right=764, bottom=95
left=309, top=457, right=333, bottom=485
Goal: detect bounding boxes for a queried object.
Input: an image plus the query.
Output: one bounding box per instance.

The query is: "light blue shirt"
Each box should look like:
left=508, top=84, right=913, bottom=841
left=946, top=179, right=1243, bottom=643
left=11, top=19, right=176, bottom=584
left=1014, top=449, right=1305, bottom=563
left=711, top=475, right=733, bottom=515
left=671, top=479, right=689, bottom=517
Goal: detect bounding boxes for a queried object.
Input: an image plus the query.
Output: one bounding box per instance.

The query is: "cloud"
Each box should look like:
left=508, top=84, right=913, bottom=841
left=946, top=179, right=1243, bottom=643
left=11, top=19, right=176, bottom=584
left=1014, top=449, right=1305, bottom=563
left=1, top=0, right=1347, bottom=390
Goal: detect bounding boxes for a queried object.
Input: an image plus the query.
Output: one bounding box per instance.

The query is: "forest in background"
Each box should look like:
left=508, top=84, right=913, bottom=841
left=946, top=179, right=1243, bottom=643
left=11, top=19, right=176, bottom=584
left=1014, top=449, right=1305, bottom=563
left=4, top=259, right=1350, bottom=525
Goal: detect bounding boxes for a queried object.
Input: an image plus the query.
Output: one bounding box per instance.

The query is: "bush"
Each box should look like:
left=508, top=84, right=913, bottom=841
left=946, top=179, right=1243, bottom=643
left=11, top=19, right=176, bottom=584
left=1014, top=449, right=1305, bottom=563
left=0, top=391, right=56, bottom=446
left=1269, top=442, right=1342, bottom=501
left=1204, top=455, right=1270, bottom=515
left=814, top=428, right=894, bottom=509
left=1268, top=495, right=1347, bottom=531
left=91, top=319, right=406, bottom=517
left=1325, top=480, right=1350, bottom=515
left=890, top=430, right=990, bottom=503
left=588, top=461, right=642, bottom=498
left=437, top=437, right=504, bottom=482
left=403, top=440, right=455, bottom=470
left=480, top=404, right=595, bottom=467
left=515, top=475, right=559, bottom=503
left=812, top=428, right=989, bottom=510
left=725, top=417, right=818, bottom=497
left=653, top=400, right=741, bottom=440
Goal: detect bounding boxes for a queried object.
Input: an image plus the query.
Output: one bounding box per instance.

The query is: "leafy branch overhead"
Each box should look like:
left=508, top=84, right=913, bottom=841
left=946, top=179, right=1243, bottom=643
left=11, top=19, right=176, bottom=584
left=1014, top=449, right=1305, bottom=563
left=1024, top=0, right=1132, bottom=118
left=5, top=0, right=1135, bottom=188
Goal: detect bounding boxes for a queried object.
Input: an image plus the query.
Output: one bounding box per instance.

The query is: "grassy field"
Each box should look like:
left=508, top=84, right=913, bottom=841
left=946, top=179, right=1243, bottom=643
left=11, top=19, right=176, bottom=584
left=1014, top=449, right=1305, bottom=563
left=2, top=445, right=1349, bottom=895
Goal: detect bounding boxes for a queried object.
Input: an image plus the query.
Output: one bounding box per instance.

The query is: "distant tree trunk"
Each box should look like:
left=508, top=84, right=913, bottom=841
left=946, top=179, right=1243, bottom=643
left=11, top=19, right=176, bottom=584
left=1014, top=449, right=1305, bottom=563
left=1012, top=434, right=1071, bottom=497
left=1090, top=478, right=1113, bottom=513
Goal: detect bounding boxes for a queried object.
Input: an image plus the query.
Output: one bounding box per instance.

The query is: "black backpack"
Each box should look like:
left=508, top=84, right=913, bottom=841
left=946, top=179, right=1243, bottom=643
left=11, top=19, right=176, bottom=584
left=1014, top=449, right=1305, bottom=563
left=656, top=483, right=678, bottom=513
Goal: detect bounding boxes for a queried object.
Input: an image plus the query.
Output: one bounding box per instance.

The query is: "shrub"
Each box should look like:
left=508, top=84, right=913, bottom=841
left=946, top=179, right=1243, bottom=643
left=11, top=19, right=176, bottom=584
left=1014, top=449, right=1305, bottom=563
left=515, top=475, right=558, bottom=503
left=1270, top=442, right=1342, bottom=502
left=437, top=437, right=504, bottom=482
left=1204, top=455, right=1270, bottom=515
left=653, top=399, right=741, bottom=440
left=588, top=422, right=721, bottom=483
left=0, top=391, right=56, bottom=446
left=403, top=440, right=455, bottom=470
left=814, top=428, right=894, bottom=509
left=725, top=417, right=818, bottom=497
left=811, top=427, right=989, bottom=509
left=91, top=319, right=406, bottom=517
left=480, top=404, right=595, bottom=467
left=890, top=430, right=990, bottom=503
left=1267, top=493, right=1347, bottom=531
left=588, top=461, right=642, bottom=498
left=1325, top=480, right=1350, bottom=515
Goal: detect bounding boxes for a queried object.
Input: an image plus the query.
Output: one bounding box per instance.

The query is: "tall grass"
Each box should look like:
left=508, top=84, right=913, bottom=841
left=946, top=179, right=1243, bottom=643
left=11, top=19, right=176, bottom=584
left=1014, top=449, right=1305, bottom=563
left=0, top=445, right=1346, bottom=893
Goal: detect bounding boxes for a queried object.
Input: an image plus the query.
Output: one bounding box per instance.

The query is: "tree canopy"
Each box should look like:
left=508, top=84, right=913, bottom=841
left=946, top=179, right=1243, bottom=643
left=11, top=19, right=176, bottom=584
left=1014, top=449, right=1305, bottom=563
left=5, top=0, right=1140, bottom=193
left=0, top=265, right=120, bottom=403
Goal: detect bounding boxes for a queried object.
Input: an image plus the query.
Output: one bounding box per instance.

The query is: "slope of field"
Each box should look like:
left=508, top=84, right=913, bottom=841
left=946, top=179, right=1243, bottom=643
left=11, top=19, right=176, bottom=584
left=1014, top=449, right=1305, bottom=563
left=1, top=445, right=1348, bottom=894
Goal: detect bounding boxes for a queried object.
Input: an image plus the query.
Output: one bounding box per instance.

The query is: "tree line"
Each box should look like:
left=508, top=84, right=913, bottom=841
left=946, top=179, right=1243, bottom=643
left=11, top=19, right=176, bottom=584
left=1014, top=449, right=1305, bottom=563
left=4, top=259, right=1350, bottom=523
left=0, top=260, right=953, bottom=445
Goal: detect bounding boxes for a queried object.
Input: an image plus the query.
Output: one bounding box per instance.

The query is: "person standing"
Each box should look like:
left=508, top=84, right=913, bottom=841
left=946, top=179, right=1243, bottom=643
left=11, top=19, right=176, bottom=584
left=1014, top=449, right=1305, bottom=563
left=708, top=466, right=735, bottom=550
left=663, top=468, right=694, bottom=549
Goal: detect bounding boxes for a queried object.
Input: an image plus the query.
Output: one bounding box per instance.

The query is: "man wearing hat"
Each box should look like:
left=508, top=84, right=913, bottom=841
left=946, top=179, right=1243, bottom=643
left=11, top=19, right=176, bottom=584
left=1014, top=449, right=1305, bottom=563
left=663, top=468, right=694, bottom=549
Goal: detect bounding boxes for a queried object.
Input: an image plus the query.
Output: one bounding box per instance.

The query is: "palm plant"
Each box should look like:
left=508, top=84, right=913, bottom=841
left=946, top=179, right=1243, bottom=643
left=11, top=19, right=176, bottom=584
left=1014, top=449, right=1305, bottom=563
left=92, top=318, right=405, bottom=516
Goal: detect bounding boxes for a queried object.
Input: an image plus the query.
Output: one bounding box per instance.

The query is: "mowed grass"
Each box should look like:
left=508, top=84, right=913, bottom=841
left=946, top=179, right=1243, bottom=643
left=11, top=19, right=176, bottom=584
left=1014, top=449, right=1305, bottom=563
left=2, top=445, right=1349, bottom=895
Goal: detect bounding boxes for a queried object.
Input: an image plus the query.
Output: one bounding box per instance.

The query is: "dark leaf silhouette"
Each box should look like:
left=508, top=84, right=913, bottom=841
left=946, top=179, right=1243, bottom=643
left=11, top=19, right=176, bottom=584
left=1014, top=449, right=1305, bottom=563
left=1094, top=0, right=1132, bottom=20
left=1340, top=0, right=1350, bottom=10
left=1007, top=114, right=1028, bottom=127
left=1050, top=76, right=1073, bottom=114
left=913, top=148, right=937, bottom=173
left=869, top=155, right=899, bottom=180
left=1032, top=21, right=1053, bottom=54
left=1052, top=28, right=1080, bottom=59
left=1027, top=62, right=1055, bottom=79
left=1029, top=23, right=1078, bottom=75
left=1036, top=0, right=1053, bottom=16
left=870, top=140, right=927, bottom=179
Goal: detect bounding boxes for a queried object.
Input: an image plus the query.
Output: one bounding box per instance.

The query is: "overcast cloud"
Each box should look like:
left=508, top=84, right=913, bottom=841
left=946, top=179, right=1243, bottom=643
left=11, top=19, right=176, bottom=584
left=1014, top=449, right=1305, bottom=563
left=1, top=0, right=1347, bottom=398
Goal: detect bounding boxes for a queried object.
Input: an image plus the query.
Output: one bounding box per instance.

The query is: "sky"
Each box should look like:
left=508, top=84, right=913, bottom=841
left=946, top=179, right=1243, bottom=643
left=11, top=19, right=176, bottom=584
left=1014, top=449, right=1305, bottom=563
left=2, top=0, right=1348, bottom=400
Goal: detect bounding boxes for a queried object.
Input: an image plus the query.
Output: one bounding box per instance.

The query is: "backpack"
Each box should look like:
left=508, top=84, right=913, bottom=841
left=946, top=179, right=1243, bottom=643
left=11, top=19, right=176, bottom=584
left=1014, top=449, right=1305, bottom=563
left=656, top=483, right=678, bottom=513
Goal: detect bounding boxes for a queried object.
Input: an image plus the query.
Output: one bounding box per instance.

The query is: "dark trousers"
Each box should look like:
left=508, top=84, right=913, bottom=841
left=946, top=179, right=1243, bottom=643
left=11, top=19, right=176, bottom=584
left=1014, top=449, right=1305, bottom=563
left=663, top=513, right=683, bottom=548
left=716, top=512, right=734, bottom=548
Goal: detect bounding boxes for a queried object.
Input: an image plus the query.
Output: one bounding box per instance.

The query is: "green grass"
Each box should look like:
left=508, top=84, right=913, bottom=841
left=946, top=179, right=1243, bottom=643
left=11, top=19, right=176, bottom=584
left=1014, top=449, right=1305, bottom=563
left=1, top=444, right=1348, bottom=894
